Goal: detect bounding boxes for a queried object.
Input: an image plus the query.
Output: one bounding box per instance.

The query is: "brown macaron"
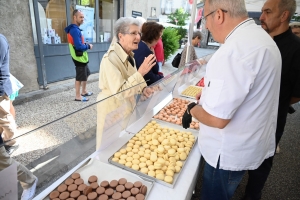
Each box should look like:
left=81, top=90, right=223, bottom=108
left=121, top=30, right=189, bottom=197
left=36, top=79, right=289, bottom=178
left=127, top=197, right=136, bottom=200
left=83, top=186, right=93, bottom=196
left=49, top=190, right=60, bottom=199
left=96, top=186, right=105, bottom=195
left=90, top=182, right=99, bottom=190
left=52, top=198, right=60, bottom=200
left=74, top=178, right=84, bottom=185
left=104, top=188, right=114, bottom=197
left=59, top=191, right=70, bottom=200
left=78, top=184, right=87, bottom=192
left=57, top=184, right=68, bottom=193
left=139, top=185, right=147, bottom=195
left=77, top=195, right=88, bottom=200
left=118, top=178, right=127, bottom=185
left=133, top=181, right=142, bottom=188
left=136, top=194, right=145, bottom=200
left=70, top=190, right=80, bottom=198
left=109, top=180, right=118, bottom=189
left=65, top=178, right=74, bottom=186
left=71, top=173, right=80, bottom=179
left=88, top=175, right=98, bottom=183
left=112, top=192, right=122, bottom=199
left=67, top=184, right=77, bottom=192
left=98, top=194, right=109, bottom=200
left=116, top=185, right=125, bottom=193
left=100, top=180, right=109, bottom=188
left=66, top=198, right=75, bottom=200
left=121, top=191, right=131, bottom=199
left=130, top=188, right=139, bottom=196
left=87, top=192, right=97, bottom=200
left=124, top=182, right=133, bottom=190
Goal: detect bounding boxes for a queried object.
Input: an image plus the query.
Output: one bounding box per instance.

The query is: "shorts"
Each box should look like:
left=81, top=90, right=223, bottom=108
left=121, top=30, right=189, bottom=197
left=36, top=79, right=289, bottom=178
left=75, top=64, right=91, bottom=81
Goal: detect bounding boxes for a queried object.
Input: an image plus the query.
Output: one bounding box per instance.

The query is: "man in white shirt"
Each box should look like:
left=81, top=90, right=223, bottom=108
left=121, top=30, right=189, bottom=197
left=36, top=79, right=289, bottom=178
left=181, top=0, right=281, bottom=199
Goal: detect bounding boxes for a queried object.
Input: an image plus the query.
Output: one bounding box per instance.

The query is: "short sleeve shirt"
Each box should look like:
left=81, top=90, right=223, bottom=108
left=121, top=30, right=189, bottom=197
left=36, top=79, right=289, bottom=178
left=198, top=19, right=282, bottom=171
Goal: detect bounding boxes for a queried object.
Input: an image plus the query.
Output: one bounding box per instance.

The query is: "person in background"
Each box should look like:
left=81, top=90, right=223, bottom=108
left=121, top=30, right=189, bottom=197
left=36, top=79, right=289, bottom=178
left=0, top=34, right=38, bottom=200
left=96, top=17, right=155, bottom=149
left=178, top=31, right=202, bottom=67
left=290, top=21, right=300, bottom=37
left=243, top=0, right=300, bottom=199
left=153, top=37, right=165, bottom=72
left=181, top=0, right=281, bottom=199
left=133, top=22, right=164, bottom=86
left=65, top=9, right=93, bottom=102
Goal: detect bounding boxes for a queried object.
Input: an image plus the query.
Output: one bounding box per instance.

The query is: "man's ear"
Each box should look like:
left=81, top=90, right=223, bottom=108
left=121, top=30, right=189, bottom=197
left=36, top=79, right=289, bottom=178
left=281, top=11, right=290, bottom=22
left=216, top=9, right=225, bottom=25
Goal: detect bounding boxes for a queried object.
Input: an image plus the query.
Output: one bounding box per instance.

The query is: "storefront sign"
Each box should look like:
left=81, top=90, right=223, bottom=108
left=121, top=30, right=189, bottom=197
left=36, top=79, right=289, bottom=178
left=0, top=163, right=17, bottom=200
left=132, top=10, right=142, bottom=18
left=76, top=5, right=95, bottom=43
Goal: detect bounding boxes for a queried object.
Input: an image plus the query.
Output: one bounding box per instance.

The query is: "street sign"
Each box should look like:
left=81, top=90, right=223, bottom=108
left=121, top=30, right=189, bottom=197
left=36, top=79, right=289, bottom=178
left=132, top=10, right=142, bottom=18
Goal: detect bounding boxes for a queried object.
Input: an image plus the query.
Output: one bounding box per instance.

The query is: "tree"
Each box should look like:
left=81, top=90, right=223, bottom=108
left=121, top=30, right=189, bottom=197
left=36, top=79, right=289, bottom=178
left=162, top=28, right=180, bottom=61
left=167, top=8, right=190, bottom=26
left=292, top=13, right=300, bottom=21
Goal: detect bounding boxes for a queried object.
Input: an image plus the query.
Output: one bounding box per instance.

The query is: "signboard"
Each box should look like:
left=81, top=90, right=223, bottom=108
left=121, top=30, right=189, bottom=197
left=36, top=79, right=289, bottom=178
left=76, top=5, right=95, bottom=43
left=132, top=10, right=142, bottom=18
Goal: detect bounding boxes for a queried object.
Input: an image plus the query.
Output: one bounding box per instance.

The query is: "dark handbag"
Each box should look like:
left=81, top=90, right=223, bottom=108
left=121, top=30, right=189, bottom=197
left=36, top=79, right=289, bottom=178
left=172, top=52, right=182, bottom=68
left=73, top=46, right=83, bottom=57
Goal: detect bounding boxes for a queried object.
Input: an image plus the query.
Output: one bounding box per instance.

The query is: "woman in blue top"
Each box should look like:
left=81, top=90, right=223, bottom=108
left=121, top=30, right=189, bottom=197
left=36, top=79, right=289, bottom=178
left=133, top=22, right=164, bottom=86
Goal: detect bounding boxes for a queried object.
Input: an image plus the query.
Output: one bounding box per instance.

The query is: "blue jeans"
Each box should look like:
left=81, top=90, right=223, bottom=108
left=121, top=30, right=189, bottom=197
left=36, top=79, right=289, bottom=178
left=201, top=159, right=246, bottom=200
left=157, top=62, right=162, bottom=72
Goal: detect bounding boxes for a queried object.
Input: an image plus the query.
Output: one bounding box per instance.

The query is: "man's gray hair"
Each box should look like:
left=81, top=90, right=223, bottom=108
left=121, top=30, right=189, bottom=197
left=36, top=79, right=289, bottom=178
left=193, top=31, right=202, bottom=40
left=205, top=0, right=248, bottom=18
left=278, top=0, right=296, bottom=21
left=114, top=17, right=141, bottom=41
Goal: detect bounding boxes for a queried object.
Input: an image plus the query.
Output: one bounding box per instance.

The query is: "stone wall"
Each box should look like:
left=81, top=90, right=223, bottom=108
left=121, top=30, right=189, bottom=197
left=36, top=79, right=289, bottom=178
left=125, top=0, right=161, bottom=19
left=0, top=0, right=39, bottom=93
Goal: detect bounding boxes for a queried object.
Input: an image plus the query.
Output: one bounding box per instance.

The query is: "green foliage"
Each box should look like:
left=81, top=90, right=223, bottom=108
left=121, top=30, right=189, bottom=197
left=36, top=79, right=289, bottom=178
left=167, top=8, right=190, bottom=26
left=292, top=13, right=300, bottom=21
left=162, top=28, right=180, bottom=61
left=174, top=27, right=187, bottom=41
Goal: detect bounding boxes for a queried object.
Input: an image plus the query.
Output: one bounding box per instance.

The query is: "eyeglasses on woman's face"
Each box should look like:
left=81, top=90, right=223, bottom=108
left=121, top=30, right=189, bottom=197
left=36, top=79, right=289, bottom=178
left=124, top=31, right=142, bottom=37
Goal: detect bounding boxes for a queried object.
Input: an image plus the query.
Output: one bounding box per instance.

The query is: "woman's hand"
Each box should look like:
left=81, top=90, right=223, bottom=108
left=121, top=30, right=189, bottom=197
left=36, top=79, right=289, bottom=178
left=142, top=87, right=154, bottom=98
left=138, top=54, right=156, bottom=76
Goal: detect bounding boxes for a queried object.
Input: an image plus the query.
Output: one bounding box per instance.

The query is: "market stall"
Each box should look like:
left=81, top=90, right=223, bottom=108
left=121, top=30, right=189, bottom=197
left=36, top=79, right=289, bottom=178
left=2, top=55, right=212, bottom=199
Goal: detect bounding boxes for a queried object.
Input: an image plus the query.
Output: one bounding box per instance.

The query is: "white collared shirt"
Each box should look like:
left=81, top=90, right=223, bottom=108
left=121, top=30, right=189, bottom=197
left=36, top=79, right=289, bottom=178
left=198, top=19, right=281, bottom=171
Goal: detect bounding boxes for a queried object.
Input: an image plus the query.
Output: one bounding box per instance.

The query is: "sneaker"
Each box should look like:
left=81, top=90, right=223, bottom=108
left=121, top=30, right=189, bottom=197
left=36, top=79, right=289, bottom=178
left=4, top=144, right=19, bottom=155
left=21, top=176, right=38, bottom=200
left=276, top=145, right=280, bottom=154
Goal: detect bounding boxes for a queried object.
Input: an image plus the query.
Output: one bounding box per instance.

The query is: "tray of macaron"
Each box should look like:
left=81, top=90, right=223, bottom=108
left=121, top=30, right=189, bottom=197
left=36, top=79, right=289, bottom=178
left=152, top=98, right=200, bottom=130
left=108, top=120, right=198, bottom=188
left=45, top=159, right=153, bottom=200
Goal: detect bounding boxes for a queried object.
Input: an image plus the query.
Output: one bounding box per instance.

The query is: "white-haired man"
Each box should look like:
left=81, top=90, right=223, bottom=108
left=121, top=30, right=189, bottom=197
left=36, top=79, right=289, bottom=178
left=181, top=0, right=282, bottom=199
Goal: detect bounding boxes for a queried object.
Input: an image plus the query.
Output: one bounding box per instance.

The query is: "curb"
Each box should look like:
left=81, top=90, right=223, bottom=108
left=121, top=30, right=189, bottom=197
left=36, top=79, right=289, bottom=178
left=13, top=75, right=99, bottom=105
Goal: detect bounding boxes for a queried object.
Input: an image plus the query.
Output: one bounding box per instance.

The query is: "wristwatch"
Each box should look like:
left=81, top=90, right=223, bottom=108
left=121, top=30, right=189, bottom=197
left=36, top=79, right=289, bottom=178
left=187, top=102, right=197, bottom=115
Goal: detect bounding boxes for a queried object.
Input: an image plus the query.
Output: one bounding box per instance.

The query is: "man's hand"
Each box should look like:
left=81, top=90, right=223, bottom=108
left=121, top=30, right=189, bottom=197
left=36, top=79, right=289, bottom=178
left=182, top=102, right=197, bottom=129
left=89, top=44, right=93, bottom=49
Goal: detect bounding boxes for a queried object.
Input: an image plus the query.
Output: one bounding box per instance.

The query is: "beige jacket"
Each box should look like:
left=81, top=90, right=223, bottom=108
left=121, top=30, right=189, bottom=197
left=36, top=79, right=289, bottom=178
left=96, top=43, right=147, bottom=149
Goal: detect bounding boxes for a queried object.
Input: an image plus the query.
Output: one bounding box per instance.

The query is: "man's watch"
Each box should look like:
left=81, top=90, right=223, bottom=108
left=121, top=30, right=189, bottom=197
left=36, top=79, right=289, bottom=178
left=187, top=102, right=197, bottom=115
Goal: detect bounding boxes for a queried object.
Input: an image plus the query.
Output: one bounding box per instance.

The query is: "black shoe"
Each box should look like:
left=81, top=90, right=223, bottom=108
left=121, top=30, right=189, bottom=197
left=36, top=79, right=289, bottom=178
left=5, top=144, right=19, bottom=155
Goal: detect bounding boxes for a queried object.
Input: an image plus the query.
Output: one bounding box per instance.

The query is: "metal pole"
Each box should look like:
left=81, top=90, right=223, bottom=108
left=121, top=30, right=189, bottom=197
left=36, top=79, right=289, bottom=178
left=32, top=0, right=48, bottom=89
left=185, top=0, right=198, bottom=64
left=123, top=0, right=126, bottom=17
left=66, top=0, right=71, bottom=26
left=95, top=0, right=100, bottom=42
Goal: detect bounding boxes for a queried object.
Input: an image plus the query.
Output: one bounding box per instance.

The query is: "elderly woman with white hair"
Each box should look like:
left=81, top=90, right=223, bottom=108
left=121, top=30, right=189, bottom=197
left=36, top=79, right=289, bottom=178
left=96, top=17, right=156, bottom=149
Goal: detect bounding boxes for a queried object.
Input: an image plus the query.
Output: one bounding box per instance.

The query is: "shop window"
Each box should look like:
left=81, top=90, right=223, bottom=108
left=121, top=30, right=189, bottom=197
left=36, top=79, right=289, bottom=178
left=30, top=0, right=120, bottom=45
